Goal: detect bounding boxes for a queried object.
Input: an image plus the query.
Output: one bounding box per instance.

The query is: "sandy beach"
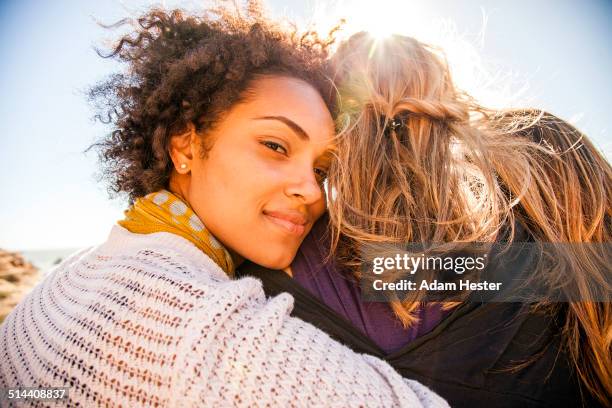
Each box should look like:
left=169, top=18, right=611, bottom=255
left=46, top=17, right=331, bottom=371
left=0, top=249, right=42, bottom=323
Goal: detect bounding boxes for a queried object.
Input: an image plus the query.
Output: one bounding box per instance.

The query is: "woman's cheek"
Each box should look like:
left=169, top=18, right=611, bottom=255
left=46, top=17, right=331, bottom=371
left=252, top=157, right=291, bottom=187
left=311, top=197, right=326, bottom=220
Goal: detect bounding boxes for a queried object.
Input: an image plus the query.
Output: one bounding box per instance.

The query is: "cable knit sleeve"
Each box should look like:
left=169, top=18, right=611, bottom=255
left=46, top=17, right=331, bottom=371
left=0, top=228, right=447, bottom=407
left=177, top=277, right=448, bottom=408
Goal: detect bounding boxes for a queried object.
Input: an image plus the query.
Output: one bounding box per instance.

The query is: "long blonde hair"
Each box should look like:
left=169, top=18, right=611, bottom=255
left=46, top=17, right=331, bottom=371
left=327, top=32, right=611, bottom=405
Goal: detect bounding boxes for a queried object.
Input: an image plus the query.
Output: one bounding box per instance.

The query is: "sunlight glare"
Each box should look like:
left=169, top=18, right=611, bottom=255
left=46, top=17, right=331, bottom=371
left=309, top=0, right=433, bottom=41
left=303, top=0, right=527, bottom=109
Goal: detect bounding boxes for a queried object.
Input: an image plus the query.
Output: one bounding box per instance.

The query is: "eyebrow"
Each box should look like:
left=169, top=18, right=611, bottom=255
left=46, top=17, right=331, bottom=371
left=253, top=116, right=310, bottom=140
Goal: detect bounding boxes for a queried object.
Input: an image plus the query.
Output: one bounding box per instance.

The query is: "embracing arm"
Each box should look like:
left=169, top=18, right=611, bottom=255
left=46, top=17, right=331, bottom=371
left=178, top=278, right=448, bottom=407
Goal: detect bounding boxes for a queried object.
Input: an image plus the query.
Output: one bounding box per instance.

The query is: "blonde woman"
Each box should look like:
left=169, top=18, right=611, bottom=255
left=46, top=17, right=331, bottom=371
left=241, top=32, right=611, bottom=407
left=0, top=9, right=448, bottom=408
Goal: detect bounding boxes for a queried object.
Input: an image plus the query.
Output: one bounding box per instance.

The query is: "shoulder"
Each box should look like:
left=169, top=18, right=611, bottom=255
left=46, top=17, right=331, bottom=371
left=46, top=225, right=277, bottom=323
left=88, top=225, right=229, bottom=283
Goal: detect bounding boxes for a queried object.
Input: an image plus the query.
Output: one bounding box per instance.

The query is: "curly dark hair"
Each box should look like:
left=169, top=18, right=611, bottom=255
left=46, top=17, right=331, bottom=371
left=89, top=1, right=338, bottom=203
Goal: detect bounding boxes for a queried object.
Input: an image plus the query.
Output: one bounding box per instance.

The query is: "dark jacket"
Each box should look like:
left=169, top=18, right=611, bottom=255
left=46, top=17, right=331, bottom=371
left=237, top=265, right=598, bottom=408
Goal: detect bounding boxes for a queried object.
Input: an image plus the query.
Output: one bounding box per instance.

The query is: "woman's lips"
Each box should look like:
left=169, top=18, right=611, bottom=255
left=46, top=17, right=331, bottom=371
left=263, top=210, right=308, bottom=236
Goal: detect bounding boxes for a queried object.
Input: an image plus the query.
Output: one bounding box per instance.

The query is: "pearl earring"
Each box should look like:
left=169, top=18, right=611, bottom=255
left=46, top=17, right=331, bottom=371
left=180, top=163, right=188, bottom=170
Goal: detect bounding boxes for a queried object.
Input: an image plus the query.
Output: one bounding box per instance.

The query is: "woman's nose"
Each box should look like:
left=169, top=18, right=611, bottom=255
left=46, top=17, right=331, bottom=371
left=284, top=169, right=323, bottom=205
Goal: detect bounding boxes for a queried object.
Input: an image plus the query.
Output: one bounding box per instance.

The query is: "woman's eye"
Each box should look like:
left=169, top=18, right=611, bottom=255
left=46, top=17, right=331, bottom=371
left=262, top=141, right=287, bottom=155
left=314, top=167, right=328, bottom=183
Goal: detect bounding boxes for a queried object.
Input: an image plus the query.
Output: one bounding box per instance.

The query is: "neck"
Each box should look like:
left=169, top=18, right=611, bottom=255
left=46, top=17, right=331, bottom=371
left=228, top=249, right=245, bottom=268
left=168, top=171, right=190, bottom=203
left=168, top=180, right=244, bottom=269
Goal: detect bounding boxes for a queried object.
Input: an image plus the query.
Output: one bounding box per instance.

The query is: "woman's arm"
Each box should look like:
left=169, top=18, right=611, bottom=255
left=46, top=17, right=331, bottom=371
left=179, top=277, right=447, bottom=407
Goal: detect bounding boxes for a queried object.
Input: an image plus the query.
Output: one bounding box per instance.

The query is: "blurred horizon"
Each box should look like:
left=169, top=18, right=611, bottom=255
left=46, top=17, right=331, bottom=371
left=1, top=0, right=611, bottom=251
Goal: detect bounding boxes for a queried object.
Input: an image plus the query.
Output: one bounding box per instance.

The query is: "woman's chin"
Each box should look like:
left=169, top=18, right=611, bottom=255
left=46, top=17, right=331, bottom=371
left=251, top=249, right=296, bottom=271
left=260, top=259, right=293, bottom=271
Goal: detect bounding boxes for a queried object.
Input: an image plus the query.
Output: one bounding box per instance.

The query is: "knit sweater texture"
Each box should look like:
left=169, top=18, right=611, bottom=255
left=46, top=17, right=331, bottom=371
left=0, top=226, right=447, bottom=407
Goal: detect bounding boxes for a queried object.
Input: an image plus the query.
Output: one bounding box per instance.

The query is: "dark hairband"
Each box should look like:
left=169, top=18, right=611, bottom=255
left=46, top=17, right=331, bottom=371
left=383, top=114, right=408, bottom=136
left=389, top=117, right=405, bottom=131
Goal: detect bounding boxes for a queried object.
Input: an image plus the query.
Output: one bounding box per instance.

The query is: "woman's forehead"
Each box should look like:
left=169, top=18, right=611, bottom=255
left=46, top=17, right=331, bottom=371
left=231, top=76, right=335, bottom=140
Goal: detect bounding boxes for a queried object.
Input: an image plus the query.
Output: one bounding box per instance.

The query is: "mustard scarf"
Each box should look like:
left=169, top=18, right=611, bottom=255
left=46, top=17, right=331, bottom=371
left=118, top=190, right=235, bottom=276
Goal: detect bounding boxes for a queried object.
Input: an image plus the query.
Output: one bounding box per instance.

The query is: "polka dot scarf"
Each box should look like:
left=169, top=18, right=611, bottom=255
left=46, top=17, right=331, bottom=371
left=118, top=190, right=235, bottom=275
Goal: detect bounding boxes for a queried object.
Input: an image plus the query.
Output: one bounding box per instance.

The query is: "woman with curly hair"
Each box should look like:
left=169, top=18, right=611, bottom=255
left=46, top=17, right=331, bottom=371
left=241, top=33, right=611, bottom=406
left=0, top=6, right=446, bottom=408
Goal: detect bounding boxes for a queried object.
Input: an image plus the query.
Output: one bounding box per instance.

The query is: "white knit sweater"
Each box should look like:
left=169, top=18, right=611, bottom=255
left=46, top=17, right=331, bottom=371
left=0, top=226, right=448, bottom=407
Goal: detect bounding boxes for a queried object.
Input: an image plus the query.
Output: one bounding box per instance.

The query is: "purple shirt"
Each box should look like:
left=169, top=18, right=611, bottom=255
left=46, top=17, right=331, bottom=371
left=291, top=217, right=449, bottom=354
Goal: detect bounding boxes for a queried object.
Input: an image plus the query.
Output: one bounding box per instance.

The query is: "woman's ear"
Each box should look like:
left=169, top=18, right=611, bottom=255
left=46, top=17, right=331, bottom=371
left=169, top=122, right=197, bottom=174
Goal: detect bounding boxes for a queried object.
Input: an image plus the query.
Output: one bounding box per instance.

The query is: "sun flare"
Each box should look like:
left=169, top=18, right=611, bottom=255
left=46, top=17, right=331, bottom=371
left=302, top=0, right=522, bottom=109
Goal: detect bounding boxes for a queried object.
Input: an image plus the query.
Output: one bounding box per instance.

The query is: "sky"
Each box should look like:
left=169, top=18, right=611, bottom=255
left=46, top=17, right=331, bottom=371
left=1, top=0, right=611, bottom=251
